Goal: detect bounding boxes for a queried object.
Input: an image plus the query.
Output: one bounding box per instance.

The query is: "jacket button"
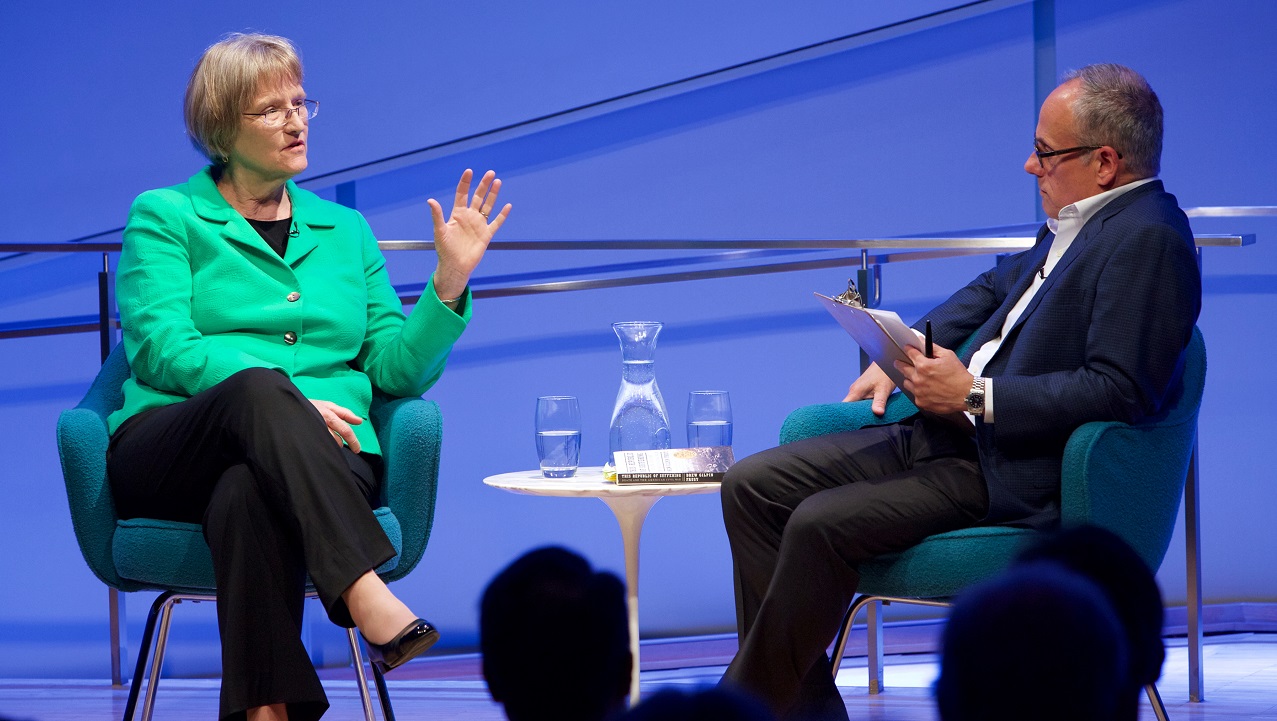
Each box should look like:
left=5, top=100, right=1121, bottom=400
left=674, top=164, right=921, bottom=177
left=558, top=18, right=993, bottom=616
left=287, top=292, right=301, bottom=302
left=284, top=331, right=298, bottom=345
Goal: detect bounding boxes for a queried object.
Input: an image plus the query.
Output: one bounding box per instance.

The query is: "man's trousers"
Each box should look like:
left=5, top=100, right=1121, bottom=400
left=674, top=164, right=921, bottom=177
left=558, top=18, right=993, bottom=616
left=107, top=368, right=397, bottom=721
left=720, top=415, right=989, bottom=720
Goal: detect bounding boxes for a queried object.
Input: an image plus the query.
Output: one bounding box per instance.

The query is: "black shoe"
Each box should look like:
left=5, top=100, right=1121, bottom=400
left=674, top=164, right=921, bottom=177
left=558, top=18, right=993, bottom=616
left=362, top=618, right=440, bottom=673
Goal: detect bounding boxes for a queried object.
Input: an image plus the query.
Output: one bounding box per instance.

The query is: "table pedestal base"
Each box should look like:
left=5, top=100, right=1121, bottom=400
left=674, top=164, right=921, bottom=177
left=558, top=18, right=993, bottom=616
left=600, top=494, right=661, bottom=705
left=482, top=469, right=720, bottom=707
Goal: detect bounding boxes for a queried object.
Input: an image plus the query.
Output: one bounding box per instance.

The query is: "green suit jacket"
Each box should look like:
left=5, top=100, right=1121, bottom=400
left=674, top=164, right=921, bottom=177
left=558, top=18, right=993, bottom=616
left=108, top=166, right=470, bottom=456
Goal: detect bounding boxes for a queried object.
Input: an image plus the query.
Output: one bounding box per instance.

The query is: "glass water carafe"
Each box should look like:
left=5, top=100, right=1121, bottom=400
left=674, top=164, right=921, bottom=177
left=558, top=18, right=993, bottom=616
left=608, top=321, right=672, bottom=458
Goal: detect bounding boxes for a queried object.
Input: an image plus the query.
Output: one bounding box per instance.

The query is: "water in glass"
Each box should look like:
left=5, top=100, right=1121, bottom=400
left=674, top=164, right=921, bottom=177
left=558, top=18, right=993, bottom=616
left=536, top=430, right=582, bottom=478
left=687, top=420, right=733, bottom=447
left=686, top=390, right=733, bottom=448
left=536, top=395, right=581, bottom=478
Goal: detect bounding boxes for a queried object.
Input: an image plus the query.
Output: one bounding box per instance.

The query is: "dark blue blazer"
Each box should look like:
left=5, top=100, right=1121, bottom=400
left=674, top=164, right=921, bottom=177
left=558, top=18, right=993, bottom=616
left=920, top=180, right=1201, bottom=529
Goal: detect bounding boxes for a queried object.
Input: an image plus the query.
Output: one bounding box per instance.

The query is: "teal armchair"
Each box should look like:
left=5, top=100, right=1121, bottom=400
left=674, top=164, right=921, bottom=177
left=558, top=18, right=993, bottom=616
left=57, top=344, right=444, bottom=721
left=779, top=328, right=1206, bottom=719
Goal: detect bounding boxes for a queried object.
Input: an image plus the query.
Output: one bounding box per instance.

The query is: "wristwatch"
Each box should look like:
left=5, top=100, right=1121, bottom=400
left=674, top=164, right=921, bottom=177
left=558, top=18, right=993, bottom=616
left=965, top=377, right=986, bottom=415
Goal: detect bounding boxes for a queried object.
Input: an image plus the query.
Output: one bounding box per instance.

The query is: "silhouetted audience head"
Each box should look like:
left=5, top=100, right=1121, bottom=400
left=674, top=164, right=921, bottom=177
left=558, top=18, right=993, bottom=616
left=935, top=560, right=1129, bottom=721
left=624, top=686, right=775, bottom=721
left=481, top=546, right=631, bottom=721
left=1016, top=524, right=1166, bottom=720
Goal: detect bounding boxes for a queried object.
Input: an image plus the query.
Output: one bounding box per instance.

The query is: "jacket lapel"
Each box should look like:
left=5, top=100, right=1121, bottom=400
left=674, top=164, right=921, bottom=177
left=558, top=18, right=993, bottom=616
left=285, top=181, right=336, bottom=267
left=188, top=168, right=337, bottom=269
left=187, top=168, right=280, bottom=259
left=960, top=224, right=1053, bottom=364
left=1004, top=180, right=1164, bottom=337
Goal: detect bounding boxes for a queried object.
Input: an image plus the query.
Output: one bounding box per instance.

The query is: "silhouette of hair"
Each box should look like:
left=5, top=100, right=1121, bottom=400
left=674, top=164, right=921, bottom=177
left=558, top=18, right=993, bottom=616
left=1016, top=524, right=1165, bottom=720
left=481, top=546, right=631, bottom=721
left=935, top=561, right=1129, bottom=721
left=623, top=686, right=775, bottom=721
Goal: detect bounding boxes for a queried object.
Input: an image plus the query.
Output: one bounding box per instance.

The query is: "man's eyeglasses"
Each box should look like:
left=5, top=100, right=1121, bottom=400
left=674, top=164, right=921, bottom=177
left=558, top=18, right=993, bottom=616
left=243, top=99, right=319, bottom=127
left=1033, top=144, right=1121, bottom=169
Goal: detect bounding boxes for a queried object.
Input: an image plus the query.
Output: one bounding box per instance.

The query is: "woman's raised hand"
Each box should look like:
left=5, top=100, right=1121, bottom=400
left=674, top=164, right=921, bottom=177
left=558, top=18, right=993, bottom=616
left=427, top=169, right=511, bottom=301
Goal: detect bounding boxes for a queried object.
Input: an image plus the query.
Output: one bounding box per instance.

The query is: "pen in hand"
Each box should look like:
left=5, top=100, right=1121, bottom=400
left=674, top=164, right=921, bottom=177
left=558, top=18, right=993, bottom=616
left=925, top=320, right=934, bottom=359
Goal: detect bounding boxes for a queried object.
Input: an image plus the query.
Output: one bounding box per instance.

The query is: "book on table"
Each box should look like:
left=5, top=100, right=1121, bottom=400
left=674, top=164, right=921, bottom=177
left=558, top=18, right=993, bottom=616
left=611, top=447, right=735, bottom=484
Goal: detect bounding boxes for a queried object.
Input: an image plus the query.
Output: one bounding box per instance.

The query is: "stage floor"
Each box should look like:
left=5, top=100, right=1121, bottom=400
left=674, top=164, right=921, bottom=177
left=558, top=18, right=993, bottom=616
left=1, top=633, right=1273, bottom=720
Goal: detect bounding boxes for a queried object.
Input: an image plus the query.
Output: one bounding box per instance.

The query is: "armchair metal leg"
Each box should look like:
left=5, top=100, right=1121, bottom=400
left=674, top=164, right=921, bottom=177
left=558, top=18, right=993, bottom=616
left=1185, top=442, right=1204, bottom=702
left=121, top=591, right=170, bottom=721
left=830, top=603, right=857, bottom=672
left=122, top=592, right=388, bottom=721
left=120, top=593, right=218, bottom=721
left=346, top=628, right=378, bottom=721
left=831, top=596, right=952, bottom=695
left=139, top=593, right=185, bottom=721
left=1146, top=683, right=1170, bottom=721
left=372, top=662, right=397, bottom=721
left=344, top=628, right=397, bottom=721
left=834, top=593, right=1178, bottom=721
left=110, top=589, right=126, bottom=687
left=867, top=600, right=884, bottom=694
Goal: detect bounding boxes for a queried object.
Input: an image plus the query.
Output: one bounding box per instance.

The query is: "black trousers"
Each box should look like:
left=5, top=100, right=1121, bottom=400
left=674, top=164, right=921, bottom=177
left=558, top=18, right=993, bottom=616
left=719, top=415, right=989, bottom=720
left=107, top=368, right=397, bottom=721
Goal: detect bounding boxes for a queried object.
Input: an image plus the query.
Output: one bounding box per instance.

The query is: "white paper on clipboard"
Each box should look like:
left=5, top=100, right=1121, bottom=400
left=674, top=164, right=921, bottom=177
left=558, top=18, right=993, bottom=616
left=815, top=293, right=924, bottom=391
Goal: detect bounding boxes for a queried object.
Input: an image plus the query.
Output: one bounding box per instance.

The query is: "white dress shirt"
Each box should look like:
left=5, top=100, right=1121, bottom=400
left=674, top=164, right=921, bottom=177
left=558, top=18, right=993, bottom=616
left=966, top=178, right=1157, bottom=423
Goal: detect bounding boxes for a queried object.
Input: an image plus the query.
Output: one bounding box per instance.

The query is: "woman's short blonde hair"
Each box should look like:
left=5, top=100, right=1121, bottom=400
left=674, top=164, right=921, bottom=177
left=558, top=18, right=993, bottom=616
left=184, top=33, right=303, bottom=166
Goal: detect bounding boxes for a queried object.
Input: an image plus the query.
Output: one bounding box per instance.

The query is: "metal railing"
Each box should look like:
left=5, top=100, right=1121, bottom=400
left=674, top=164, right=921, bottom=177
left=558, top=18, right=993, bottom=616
left=0, top=229, right=1258, bottom=340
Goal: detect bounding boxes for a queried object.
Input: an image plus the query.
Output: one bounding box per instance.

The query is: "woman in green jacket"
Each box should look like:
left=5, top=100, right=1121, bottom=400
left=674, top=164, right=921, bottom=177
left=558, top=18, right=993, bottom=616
left=105, top=33, right=510, bottom=721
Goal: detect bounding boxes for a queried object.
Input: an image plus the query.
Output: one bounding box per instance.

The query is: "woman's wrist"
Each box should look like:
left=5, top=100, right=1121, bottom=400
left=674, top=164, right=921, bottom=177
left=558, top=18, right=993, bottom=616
left=432, top=272, right=468, bottom=304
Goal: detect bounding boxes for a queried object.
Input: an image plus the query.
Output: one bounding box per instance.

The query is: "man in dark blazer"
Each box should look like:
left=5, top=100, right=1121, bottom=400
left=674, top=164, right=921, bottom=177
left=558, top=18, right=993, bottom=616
left=719, top=64, right=1201, bottom=720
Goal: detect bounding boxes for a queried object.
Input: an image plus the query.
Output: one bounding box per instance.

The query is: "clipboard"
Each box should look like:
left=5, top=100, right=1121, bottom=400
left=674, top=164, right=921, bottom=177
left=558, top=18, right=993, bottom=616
left=816, top=283, right=975, bottom=432
left=815, top=293, right=923, bottom=391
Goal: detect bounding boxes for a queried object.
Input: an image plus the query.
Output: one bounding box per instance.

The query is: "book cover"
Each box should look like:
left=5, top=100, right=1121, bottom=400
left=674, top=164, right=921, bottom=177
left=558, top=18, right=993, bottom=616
left=612, top=446, right=734, bottom=484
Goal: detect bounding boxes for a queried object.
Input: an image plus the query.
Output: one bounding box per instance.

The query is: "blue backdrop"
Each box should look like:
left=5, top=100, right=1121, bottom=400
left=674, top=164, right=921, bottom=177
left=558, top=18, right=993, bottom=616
left=0, top=0, right=1272, bottom=678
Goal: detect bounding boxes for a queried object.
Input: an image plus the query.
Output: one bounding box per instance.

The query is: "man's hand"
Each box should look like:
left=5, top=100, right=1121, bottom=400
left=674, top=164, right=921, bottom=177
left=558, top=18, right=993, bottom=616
left=310, top=400, right=364, bottom=453
left=843, top=362, right=896, bottom=416
left=895, top=344, right=973, bottom=415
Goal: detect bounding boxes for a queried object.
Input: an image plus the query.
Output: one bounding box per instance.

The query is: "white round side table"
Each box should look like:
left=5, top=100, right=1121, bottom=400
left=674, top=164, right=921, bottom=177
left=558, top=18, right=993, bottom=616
left=483, top=466, right=722, bottom=704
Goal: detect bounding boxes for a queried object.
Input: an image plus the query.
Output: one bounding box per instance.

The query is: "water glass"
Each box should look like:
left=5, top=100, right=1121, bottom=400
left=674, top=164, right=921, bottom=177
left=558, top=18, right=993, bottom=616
left=535, top=396, right=581, bottom=478
left=687, top=390, right=733, bottom=447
